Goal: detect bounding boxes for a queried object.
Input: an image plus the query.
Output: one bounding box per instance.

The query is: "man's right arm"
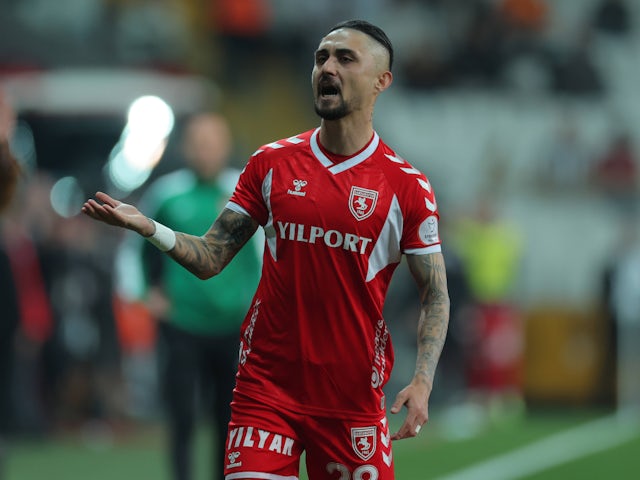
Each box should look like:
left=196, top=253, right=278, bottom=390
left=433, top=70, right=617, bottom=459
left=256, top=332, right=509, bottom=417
left=82, top=191, right=259, bottom=280
left=167, top=207, right=259, bottom=279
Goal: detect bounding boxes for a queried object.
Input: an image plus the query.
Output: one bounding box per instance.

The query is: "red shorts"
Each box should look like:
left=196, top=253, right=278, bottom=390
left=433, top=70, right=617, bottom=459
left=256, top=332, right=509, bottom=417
left=224, top=394, right=395, bottom=479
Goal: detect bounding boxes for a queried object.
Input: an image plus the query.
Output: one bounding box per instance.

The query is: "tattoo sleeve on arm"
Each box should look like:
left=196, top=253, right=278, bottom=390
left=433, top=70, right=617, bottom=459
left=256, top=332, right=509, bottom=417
left=167, top=208, right=259, bottom=279
left=407, top=252, right=450, bottom=391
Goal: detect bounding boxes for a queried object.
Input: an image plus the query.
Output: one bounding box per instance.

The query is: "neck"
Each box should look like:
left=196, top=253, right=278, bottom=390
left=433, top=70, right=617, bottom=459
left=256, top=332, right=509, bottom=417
left=318, top=115, right=374, bottom=156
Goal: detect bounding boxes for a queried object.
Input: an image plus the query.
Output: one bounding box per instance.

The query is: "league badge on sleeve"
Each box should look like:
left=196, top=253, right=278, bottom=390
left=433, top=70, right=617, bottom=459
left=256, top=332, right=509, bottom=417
left=419, top=215, right=439, bottom=245
left=349, top=186, right=378, bottom=221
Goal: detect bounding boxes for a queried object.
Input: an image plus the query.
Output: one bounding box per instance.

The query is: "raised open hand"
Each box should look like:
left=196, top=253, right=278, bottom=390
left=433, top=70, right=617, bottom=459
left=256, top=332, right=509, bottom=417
left=82, top=191, right=154, bottom=236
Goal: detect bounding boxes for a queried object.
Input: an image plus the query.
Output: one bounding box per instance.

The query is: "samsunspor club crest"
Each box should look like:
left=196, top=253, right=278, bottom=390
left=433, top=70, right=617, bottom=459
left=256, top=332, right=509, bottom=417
left=351, top=426, right=377, bottom=461
left=349, top=186, right=378, bottom=221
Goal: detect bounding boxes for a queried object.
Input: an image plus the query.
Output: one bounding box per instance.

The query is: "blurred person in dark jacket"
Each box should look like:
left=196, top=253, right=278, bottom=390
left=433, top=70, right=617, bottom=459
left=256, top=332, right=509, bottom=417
left=1, top=174, right=56, bottom=438
left=591, top=131, right=639, bottom=213
left=593, top=0, right=632, bottom=37
left=0, top=88, right=19, bottom=479
left=0, top=90, right=19, bottom=214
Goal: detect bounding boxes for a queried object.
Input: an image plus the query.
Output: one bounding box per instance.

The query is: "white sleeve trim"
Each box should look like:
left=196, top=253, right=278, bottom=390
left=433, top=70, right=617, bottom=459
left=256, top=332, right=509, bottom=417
left=404, top=244, right=442, bottom=255
left=225, top=201, right=252, bottom=217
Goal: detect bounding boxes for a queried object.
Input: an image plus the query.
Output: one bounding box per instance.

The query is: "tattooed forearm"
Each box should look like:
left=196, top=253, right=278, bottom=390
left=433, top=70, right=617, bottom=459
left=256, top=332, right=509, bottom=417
left=167, top=208, right=259, bottom=279
left=406, top=252, right=450, bottom=391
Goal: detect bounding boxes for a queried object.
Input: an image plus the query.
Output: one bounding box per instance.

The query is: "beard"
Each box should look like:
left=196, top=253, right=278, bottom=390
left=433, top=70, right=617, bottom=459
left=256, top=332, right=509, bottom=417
left=314, top=97, right=350, bottom=120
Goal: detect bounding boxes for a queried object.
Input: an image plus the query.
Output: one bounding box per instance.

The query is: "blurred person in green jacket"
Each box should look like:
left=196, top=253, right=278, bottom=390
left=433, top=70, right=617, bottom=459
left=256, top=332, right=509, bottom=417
left=116, top=113, right=262, bottom=480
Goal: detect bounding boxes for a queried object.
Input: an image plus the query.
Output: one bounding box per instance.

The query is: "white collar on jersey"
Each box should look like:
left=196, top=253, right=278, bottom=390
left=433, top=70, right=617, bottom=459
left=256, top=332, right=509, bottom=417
left=310, top=127, right=380, bottom=175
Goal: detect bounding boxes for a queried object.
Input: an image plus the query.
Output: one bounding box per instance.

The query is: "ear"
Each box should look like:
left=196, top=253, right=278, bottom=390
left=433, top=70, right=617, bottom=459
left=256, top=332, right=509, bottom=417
left=374, top=71, right=393, bottom=94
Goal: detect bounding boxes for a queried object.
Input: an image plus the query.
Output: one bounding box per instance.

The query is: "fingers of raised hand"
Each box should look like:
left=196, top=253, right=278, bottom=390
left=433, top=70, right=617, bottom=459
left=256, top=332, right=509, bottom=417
left=82, top=199, right=117, bottom=224
left=95, top=191, right=120, bottom=208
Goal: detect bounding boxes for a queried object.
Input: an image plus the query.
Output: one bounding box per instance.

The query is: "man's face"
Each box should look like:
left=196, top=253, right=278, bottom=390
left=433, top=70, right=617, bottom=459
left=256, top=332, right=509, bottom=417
left=183, top=114, right=231, bottom=180
left=312, top=28, right=388, bottom=121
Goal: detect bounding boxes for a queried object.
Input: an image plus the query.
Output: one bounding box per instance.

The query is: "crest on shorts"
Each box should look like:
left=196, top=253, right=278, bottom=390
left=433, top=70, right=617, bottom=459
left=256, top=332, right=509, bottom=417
left=351, top=426, right=376, bottom=461
left=349, top=186, right=378, bottom=221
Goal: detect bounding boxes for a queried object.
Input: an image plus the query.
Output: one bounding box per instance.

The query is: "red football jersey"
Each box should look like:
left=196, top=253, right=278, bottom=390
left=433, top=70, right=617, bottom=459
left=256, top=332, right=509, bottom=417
left=227, top=128, right=441, bottom=420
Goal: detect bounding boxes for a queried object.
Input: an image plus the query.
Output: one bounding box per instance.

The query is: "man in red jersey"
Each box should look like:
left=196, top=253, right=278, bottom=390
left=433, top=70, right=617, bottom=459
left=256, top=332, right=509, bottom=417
left=83, top=20, right=450, bottom=480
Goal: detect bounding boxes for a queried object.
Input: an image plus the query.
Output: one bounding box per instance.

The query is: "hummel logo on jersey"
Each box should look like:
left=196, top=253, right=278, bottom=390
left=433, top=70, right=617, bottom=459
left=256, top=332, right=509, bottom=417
left=349, top=186, right=378, bottom=221
left=226, top=451, right=242, bottom=469
left=287, top=179, right=308, bottom=196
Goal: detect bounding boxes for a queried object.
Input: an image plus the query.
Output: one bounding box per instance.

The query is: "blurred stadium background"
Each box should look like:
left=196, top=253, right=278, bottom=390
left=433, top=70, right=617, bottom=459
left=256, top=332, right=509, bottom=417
left=1, top=0, right=639, bottom=479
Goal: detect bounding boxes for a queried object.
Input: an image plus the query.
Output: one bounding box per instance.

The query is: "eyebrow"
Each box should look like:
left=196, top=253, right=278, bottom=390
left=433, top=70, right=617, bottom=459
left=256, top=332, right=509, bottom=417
left=315, top=47, right=358, bottom=58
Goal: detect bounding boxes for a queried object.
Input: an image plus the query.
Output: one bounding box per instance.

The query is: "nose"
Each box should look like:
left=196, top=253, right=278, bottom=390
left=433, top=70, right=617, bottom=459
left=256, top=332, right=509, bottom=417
left=320, top=55, right=339, bottom=75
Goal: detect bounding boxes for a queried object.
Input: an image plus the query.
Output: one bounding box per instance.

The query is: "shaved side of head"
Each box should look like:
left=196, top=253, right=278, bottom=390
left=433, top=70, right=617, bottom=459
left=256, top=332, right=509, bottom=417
left=328, top=20, right=394, bottom=72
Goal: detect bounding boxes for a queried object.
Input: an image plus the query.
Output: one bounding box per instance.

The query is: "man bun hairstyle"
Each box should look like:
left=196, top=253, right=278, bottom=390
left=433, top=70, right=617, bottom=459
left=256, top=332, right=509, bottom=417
left=328, top=20, right=394, bottom=71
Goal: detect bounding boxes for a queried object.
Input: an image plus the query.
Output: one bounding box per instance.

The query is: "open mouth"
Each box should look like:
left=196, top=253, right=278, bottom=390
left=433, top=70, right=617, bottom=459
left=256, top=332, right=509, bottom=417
left=318, top=84, right=341, bottom=99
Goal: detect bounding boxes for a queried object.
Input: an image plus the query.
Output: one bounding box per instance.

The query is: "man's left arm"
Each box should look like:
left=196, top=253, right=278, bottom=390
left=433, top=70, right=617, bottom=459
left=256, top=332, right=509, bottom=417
left=390, top=251, right=450, bottom=440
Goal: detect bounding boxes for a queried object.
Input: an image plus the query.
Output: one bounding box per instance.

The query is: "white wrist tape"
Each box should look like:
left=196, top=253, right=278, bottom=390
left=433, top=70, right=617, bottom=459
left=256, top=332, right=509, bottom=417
left=146, top=220, right=176, bottom=252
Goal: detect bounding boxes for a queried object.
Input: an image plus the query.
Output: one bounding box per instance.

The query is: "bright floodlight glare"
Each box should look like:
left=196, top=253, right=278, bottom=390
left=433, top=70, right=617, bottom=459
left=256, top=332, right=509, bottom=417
left=108, top=150, right=152, bottom=192
left=106, top=95, right=174, bottom=193
left=50, top=176, right=84, bottom=218
left=127, top=95, right=174, bottom=138
left=122, top=133, right=166, bottom=169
